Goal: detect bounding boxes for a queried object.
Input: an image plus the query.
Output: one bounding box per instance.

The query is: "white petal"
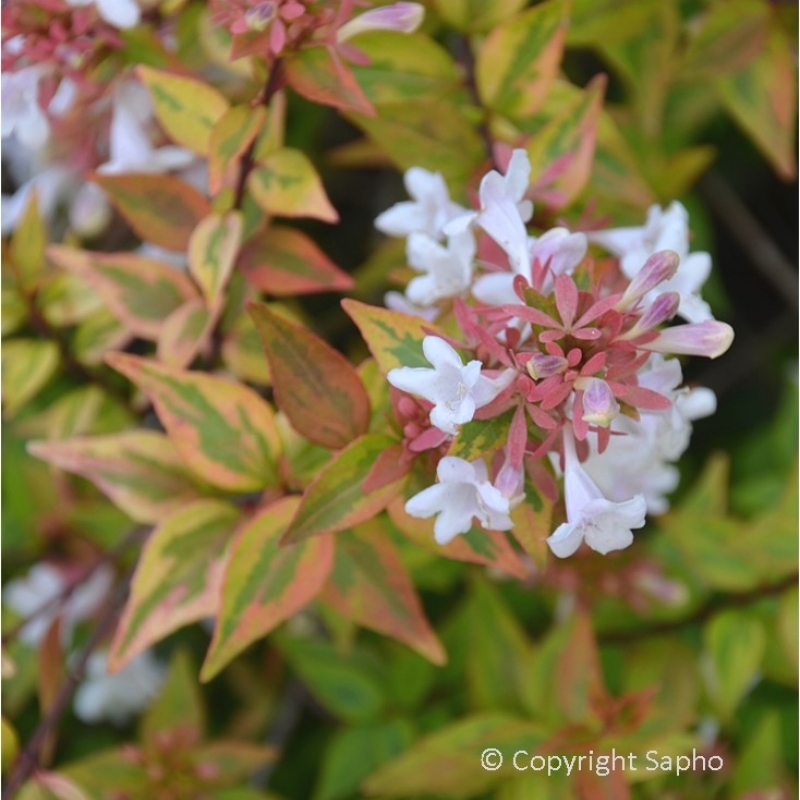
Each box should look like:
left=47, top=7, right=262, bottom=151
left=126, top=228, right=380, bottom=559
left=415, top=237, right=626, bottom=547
left=547, top=521, right=585, bottom=557
left=375, top=201, right=430, bottom=237
left=436, top=456, right=478, bottom=484
left=97, top=0, right=140, bottom=28
left=422, top=336, right=463, bottom=371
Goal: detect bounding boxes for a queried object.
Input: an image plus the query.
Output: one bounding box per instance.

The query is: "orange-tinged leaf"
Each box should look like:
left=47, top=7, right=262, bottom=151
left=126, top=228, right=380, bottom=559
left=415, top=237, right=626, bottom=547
left=509, top=497, right=552, bottom=572
left=137, top=65, right=230, bottom=154
left=239, top=225, right=354, bottom=295
left=387, top=498, right=529, bottom=580
left=28, top=430, right=204, bottom=524
left=90, top=173, right=211, bottom=251
left=476, top=0, right=569, bottom=119
left=527, top=74, right=606, bottom=208
left=248, top=148, right=338, bottom=223
left=248, top=302, right=370, bottom=450
left=716, top=25, right=797, bottom=180
left=252, top=91, right=286, bottom=161
left=106, top=354, right=282, bottom=492
left=109, top=499, right=241, bottom=671
left=72, top=308, right=133, bottom=367
left=48, top=245, right=198, bottom=341
left=220, top=312, right=272, bottom=386
left=201, top=496, right=334, bottom=680
left=321, top=520, right=446, bottom=665
left=285, top=45, right=375, bottom=116
left=188, top=211, right=243, bottom=307
left=208, top=105, right=267, bottom=194
left=341, top=299, right=447, bottom=374
left=157, top=298, right=214, bottom=369
left=282, top=433, right=405, bottom=544
left=2, top=339, right=60, bottom=418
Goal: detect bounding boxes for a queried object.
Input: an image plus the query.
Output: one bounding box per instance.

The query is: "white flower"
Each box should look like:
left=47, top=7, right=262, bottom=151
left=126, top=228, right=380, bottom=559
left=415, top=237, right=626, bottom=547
left=384, top=291, right=440, bottom=321
left=547, top=430, right=647, bottom=557
left=388, top=336, right=515, bottom=435
left=66, top=0, right=141, bottom=29
left=588, top=202, right=714, bottom=323
left=582, top=355, right=717, bottom=513
left=337, top=2, right=424, bottom=41
left=447, top=149, right=533, bottom=273
left=2, top=68, right=50, bottom=149
left=3, top=563, right=114, bottom=646
left=405, top=457, right=513, bottom=544
left=405, top=229, right=475, bottom=305
left=73, top=650, right=165, bottom=725
left=375, top=167, right=465, bottom=240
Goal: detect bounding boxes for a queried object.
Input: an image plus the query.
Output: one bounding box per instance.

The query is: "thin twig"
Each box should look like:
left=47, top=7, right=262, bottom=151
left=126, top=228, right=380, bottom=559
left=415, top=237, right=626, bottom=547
left=3, top=573, right=133, bottom=798
left=599, top=572, right=798, bottom=645
left=697, top=171, right=798, bottom=312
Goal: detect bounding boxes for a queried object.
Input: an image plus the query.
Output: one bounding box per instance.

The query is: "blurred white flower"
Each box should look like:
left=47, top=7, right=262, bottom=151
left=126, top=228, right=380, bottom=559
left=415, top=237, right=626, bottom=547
left=405, top=229, right=475, bottom=305
left=73, top=649, right=165, bottom=725
left=66, top=0, right=141, bottom=29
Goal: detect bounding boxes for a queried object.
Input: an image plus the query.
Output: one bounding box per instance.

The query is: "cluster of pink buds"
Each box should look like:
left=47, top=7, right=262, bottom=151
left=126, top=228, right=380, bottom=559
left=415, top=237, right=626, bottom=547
left=377, top=150, right=733, bottom=557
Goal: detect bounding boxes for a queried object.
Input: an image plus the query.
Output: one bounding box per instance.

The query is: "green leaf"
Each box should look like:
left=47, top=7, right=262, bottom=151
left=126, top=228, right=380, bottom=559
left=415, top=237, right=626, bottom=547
left=248, top=302, right=370, bottom=450
left=140, top=649, right=205, bottom=744
left=137, top=65, right=230, bottom=154
left=476, top=0, right=568, bottom=119
left=72, top=307, right=132, bottom=367
left=249, top=148, right=338, bottom=223
left=729, top=712, right=786, bottom=797
left=704, top=609, right=765, bottom=720
left=109, top=499, right=241, bottom=670
left=48, top=245, right=199, bottom=341
left=9, top=190, right=46, bottom=292
left=188, top=211, right=243, bottom=308
left=190, top=742, right=276, bottom=787
left=448, top=410, right=514, bottom=461
left=716, top=25, right=797, bottom=180
left=156, top=298, right=214, bottom=369
left=431, top=0, right=528, bottom=33
left=37, top=272, right=102, bottom=328
left=387, top=498, right=529, bottom=580
left=202, top=496, right=334, bottom=681
left=527, top=75, right=606, bottom=209
left=285, top=46, right=375, bottom=116
left=208, top=105, right=267, bottom=194
left=2, top=339, right=59, bottom=418
left=342, top=299, right=446, bottom=374
left=61, top=749, right=148, bottom=797
left=107, top=353, right=282, bottom=493
left=90, top=173, right=211, bottom=252
left=362, top=714, right=546, bottom=798
left=321, top=520, right=446, bottom=665
left=508, top=496, right=551, bottom=572
left=566, top=0, right=655, bottom=47
left=239, top=225, right=353, bottom=295
left=350, top=32, right=462, bottom=106
left=28, top=430, right=203, bottom=524
left=313, top=721, right=414, bottom=800
left=282, top=434, right=405, bottom=544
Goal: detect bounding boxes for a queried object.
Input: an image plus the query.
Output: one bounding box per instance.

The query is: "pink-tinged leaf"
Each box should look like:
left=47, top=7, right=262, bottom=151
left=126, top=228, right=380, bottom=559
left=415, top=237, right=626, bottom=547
left=341, top=299, right=447, bottom=374
left=285, top=45, right=375, bottom=116
left=201, top=496, right=334, bottom=681
left=188, top=211, right=243, bottom=308
left=156, top=298, right=214, bottom=369
left=72, top=308, right=133, bottom=367
left=28, top=430, right=203, bottom=524
left=47, top=245, right=198, bottom=341
left=281, top=433, right=405, bottom=545
left=106, top=354, right=282, bottom=492
left=221, top=312, right=272, bottom=386
left=109, top=499, right=241, bottom=671
left=362, top=444, right=411, bottom=493
left=509, top=497, right=551, bottom=572
left=208, top=105, right=267, bottom=194
left=387, top=499, right=529, bottom=580
left=476, top=0, right=569, bottom=119
left=716, top=25, right=797, bottom=180
left=137, top=65, right=230, bottom=155
left=611, top=382, right=672, bottom=410
left=247, top=302, right=370, bottom=450
left=248, top=148, right=339, bottom=223
left=190, top=742, right=277, bottom=785
left=239, top=225, right=354, bottom=295
left=321, top=520, right=446, bottom=665
left=527, top=74, right=606, bottom=209
left=89, top=173, right=211, bottom=251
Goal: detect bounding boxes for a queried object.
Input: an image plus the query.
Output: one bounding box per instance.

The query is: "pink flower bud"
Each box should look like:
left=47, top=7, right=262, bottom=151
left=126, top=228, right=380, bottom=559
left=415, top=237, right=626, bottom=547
left=337, top=2, right=425, bottom=42
left=636, top=291, right=681, bottom=332
left=643, top=320, right=735, bottom=359
left=580, top=378, right=619, bottom=427
left=618, top=250, right=680, bottom=309
left=526, top=353, right=568, bottom=380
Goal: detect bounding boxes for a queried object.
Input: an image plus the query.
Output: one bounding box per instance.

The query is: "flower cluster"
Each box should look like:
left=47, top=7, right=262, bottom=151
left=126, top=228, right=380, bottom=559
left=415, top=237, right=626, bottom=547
left=378, top=150, right=733, bottom=557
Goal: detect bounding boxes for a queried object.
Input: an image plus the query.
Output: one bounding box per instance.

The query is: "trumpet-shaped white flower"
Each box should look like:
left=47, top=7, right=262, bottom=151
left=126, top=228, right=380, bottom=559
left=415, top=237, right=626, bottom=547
left=375, top=167, right=465, bottom=239
left=405, top=457, right=513, bottom=544
left=547, top=431, right=647, bottom=557
left=337, top=2, right=424, bottom=41
left=388, top=336, right=515, bottom=434
left=384, top=291, right=440, bottom=321
left=73, top=650, right=165, bottom=725
left=3, top=563, right=114, bottom=646
left=588, top=202, right=714, bottom=323
left=66, top=0, right=141, bottom=29
left=2, top=67, right=50, bottom=149
left=405, top=229, right=475, bottom=305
